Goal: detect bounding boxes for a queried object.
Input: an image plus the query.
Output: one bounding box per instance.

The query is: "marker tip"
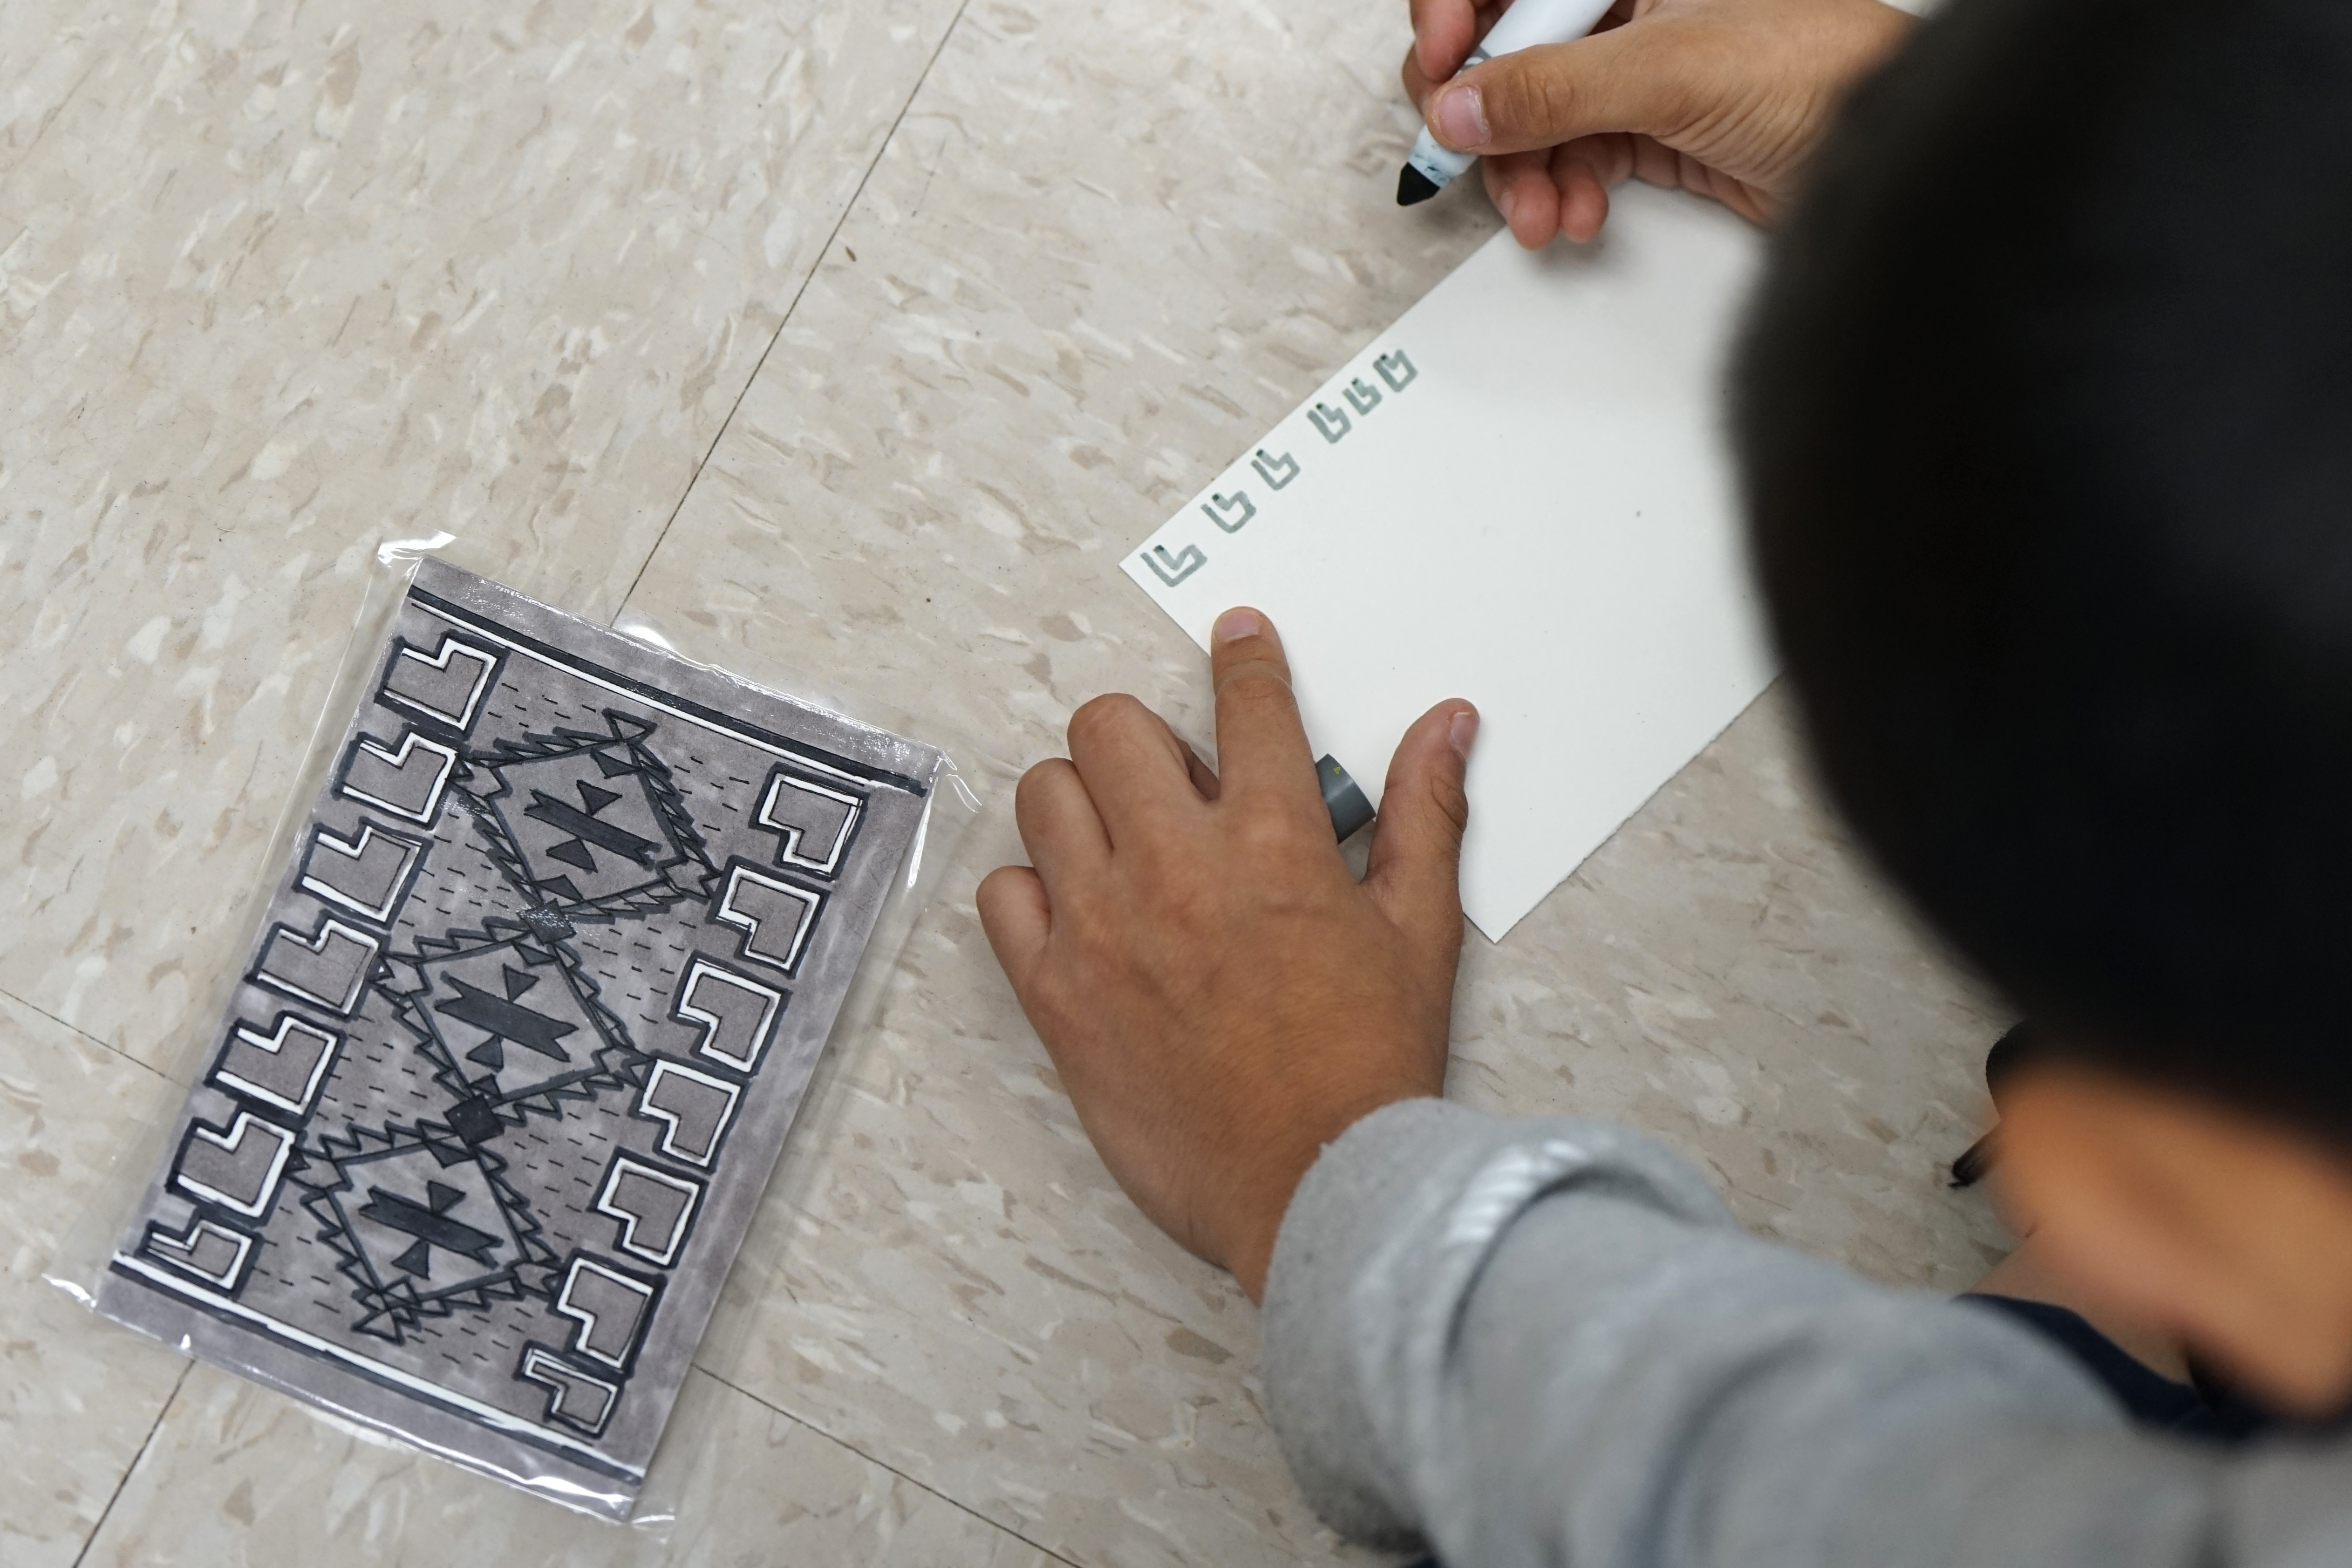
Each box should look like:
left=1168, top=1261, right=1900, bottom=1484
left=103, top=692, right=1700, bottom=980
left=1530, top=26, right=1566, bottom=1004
left=1397, top=165, right=1441, bottom=207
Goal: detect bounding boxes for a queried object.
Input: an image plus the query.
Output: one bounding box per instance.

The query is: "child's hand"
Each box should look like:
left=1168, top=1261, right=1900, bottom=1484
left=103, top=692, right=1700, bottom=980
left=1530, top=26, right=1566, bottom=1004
left=1403, top=0, right=1915, bottom=247
left=977, top=611, right=1477, bottom=1301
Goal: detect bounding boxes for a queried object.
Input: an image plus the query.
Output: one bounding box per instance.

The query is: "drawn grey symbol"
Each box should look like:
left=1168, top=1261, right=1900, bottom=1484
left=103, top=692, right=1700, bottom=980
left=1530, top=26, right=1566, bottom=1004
left=381, top=634, right=500, bottom=731
left=252, top=917, right=381, bottom=1016
left=712, top=862, right=824, bottom=976
left=1201, top=491, right=1255, bottom=533
left=634, top=1061, right=742, bottom=1167
left=139, top=1217, right=256, bottom=1292
left=519, top=1345, right=621, bottom=1436
left=673, top=959, right=790, bottom=1081
left=1344, top=378, right=1383, bottom=416
left=593, top=1156, right=702, bottom=1268
left=463, top=712, right=709, bottom=919
left=382, top=921, right=646, bottom=1113
left=1253, top=449, right=1301, bottom=490
left=210, top=1014, right=342, bottom=1117
left=299, top=1122, right=556, bottom=1337
left=173, top=1111, right=298, bottom=1220
left=298, top=820, right=429, bottom=926
left=1309, top=402, right=1352, bottom=443
left=554, top=1254, right=660, bottom=1371
left=339, top=730, right=460, bottom=824
left=1375, top=350, right=1418, bottom=392
left=755, top=767, right=863, bottom=879
left=1143, top=543, right=1206, bottom=587
left=671, top=955, right=786, bottom=1074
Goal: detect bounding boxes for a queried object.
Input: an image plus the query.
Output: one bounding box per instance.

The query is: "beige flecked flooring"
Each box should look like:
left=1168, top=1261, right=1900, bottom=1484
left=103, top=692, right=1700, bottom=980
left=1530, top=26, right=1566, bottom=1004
left=1, top=0, right=2001, bottom=1563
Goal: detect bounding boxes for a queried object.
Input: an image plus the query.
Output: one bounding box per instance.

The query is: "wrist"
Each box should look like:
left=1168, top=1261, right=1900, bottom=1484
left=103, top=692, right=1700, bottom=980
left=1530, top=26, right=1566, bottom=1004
left=1224, top=1086, right=1433, bottom=1302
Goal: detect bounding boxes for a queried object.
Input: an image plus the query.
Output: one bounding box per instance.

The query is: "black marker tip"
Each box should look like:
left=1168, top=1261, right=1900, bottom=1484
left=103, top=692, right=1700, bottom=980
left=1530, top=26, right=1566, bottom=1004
left=1397, top=165, right=1441, bottom=206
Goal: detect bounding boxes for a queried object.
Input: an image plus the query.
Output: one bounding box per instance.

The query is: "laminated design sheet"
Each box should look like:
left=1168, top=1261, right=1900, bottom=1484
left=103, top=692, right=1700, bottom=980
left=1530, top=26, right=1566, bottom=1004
left=96, top=559, right=942, bottom=1517
left=1124, top=185, right=1776, bottom=938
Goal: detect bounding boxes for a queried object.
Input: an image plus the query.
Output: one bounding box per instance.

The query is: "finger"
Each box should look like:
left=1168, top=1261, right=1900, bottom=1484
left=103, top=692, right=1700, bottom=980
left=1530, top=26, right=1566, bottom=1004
left=1208, top=607, right=1320, bottom=809
left=976, top=865, right=1052, bottom=990
left=1408, top=0, right=1483, bottom=82
left=1482, top=150, right=1559, bottom=248
left=1177, top=735, right=1221, bottom=801
left=1550, top=132, right=1633, bottom=242
left=1363, top=702, right=1477, bottom=954
left=1013, top=757, right=1110, bottom=887
left=1401, top=42, right=1440, bottom=114
left=1425, top=23, right=1688, bottom=158
left=1064, top=693, right=1205, bottom=848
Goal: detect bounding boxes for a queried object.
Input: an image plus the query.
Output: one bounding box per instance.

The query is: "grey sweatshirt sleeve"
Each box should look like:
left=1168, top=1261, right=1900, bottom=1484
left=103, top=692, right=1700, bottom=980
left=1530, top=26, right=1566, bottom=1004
left=1259, top=1098, right=2304, bottom=1568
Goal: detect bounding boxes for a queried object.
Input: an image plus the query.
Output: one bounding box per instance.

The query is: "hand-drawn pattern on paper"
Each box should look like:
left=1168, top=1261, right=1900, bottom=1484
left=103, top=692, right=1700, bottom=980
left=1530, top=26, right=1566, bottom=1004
left=457, top=713, right=713, bottom=921
left=1200, top=490, right=1255, bottom=533
left=1144, top=542, right=1207, bottom=587
left=299, top=1119, right=559, bottom=1339
left=379, top=920, right=651, bottom=1124
left=1127, top=339, right=1425, bottom=602
left=1309, top=401, right=1352, bottom=443
left=1252, top=448, right=1300, bottom=490
left=96, top=560, right=942, bottom=1518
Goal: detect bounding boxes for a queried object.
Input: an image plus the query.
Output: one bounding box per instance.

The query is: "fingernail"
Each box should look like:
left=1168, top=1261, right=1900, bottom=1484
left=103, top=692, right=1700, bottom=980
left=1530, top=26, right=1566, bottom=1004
left=1213, top=607, right=1262, bottom=645
left=1448, top=709, right=1479, bottom=760
left=1496, top=186, right=1516, bottom=225
left=1434, top=84, right=1486, bottom=150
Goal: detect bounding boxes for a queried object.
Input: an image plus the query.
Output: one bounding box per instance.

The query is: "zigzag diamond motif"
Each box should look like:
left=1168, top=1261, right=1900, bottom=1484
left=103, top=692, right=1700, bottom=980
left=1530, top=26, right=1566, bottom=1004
left=295, top=1119, right=561, bottom=1341
left=454, top=711, right=714, bottom=922
left=376, top=918, right=653, bottom=1128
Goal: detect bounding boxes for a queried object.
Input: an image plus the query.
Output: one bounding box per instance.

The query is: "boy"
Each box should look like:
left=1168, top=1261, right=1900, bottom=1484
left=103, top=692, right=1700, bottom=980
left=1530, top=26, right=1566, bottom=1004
left=979, top=0, right=2352, bottom=1560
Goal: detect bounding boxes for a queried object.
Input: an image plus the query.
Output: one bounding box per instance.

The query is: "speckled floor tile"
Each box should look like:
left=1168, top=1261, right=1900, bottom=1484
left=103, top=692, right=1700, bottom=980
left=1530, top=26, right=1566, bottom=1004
left=0, top=0, right=964, bottom=1066
left=77, top=1363, right=1061, bottom=1567
left=0, top=992, right=191, bottom=1568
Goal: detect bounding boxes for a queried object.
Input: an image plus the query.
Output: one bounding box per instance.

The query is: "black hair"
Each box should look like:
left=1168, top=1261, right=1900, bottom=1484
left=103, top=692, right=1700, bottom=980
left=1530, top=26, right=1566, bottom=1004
left=1735, top=0, right=2352, bottom=1129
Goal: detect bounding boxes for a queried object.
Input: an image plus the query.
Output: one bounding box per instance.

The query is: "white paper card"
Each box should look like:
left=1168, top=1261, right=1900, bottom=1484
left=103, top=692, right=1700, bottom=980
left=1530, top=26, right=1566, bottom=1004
left=1122, top=184, right=1776, bottom=939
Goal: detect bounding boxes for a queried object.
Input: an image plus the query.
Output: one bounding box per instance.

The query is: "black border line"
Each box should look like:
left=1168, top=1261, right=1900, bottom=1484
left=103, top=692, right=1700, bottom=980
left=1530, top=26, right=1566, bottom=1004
left=104, top=1260, right=643, bottom=1484
left=408, top=584, right=932, bottom=795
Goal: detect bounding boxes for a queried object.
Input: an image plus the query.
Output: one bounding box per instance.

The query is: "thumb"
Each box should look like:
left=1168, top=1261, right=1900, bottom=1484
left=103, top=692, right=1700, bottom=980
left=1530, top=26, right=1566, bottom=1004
left=1363, top=702, right=1477, bottom=950
left=1425, top=24, right=1690, bottom=157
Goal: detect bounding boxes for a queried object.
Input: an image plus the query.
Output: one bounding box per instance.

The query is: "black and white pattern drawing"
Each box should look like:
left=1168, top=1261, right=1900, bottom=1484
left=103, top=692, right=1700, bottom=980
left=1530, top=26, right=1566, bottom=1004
left=96, top=560, right=944, bottom=1518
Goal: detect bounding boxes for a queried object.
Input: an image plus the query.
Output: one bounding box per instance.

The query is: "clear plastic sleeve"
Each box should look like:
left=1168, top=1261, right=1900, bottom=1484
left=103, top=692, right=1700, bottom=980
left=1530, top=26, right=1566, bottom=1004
left=46, top=538, right=989, bottom=1526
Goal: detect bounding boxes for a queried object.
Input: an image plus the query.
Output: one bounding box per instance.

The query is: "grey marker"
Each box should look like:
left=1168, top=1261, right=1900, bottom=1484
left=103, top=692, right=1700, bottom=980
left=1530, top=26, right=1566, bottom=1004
left=1318, top=755, right=1376, bottom=842
left=1398, top=0, right=1618, bottom=205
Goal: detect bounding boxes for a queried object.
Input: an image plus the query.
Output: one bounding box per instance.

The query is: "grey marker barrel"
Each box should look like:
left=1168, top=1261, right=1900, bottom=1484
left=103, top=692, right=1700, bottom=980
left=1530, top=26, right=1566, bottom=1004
left=1318, top=755, right=1377, bottom=842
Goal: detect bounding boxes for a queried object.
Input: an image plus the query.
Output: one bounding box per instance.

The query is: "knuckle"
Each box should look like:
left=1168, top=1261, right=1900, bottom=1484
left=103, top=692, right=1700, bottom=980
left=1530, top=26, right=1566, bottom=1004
left=1232, top=801, right=1320, bottom=864
left=1215, top=666, right=1293, bottom=711
left=1483, top=53, right=1583, bottom=146
left=1427, top=771, right=1472, bottom=839
left=1521, top=68, right=1584, bottom=142
left=1068, top=691, right=1146, bottom=745
left=1013, top=757, right=1070, bottom=817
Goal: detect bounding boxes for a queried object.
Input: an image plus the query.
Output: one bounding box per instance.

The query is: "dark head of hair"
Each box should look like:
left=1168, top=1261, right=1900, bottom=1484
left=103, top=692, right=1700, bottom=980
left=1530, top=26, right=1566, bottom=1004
left=1734, top=0, right=2352, bottom=1131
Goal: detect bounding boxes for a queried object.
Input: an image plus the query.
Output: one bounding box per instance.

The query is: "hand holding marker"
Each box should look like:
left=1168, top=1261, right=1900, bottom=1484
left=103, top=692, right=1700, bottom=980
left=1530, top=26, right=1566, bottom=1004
left=1398, top=0, right=1623, bottom=205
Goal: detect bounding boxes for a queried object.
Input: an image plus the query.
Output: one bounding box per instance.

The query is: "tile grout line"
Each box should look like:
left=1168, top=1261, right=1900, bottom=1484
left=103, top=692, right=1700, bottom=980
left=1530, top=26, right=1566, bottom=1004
left=68, top=1363, right=190, bottom=1568
left=609, top=0, right=978, bottom=628
left=0, top=982, right=151, bottom=1071
left=692, top=1365, right=1088, bottom=1568
left=612, top=6, right=1079, bottom=1549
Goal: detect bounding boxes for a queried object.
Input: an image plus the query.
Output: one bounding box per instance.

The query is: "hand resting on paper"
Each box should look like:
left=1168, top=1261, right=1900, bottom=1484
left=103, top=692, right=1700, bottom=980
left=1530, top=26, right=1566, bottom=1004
left=1404, top=0, right=1915, bottom=248
left=977, top=609, right=1478, bottom=1301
